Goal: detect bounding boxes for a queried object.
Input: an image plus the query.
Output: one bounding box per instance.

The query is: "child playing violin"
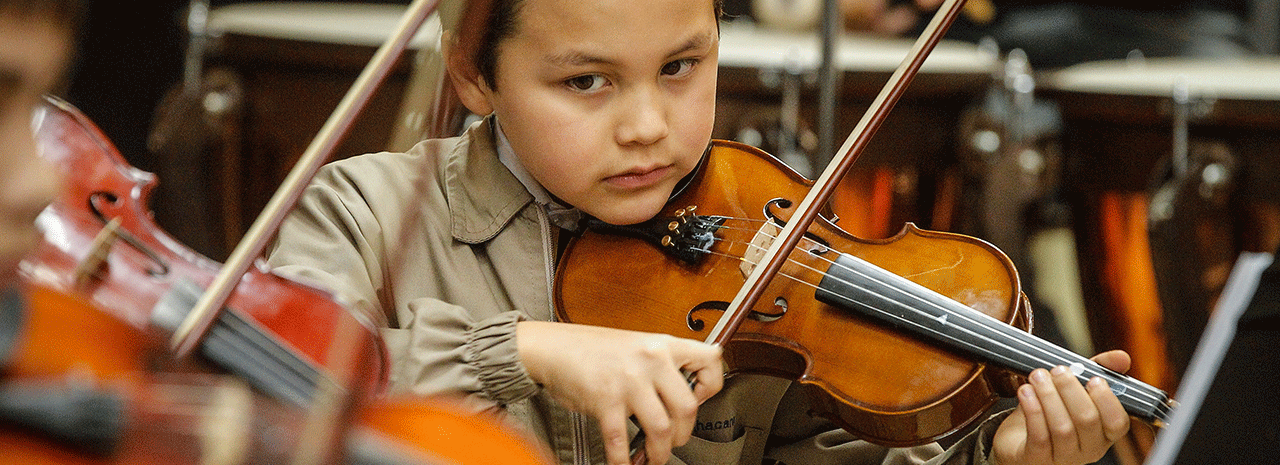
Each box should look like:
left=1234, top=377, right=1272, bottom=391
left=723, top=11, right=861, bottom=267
left=266, top=0, right=1133, bottom=464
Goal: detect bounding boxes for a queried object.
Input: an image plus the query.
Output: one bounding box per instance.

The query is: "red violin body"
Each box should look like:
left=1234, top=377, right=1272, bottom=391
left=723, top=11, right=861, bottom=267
left=3, top=96, right=553, bottom=465
left=24, top=96, right=390, bottom=397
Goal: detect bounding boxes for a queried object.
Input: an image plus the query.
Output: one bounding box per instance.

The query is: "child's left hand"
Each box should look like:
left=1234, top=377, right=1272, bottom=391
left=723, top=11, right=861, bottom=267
left=990, top=350, right=1133, bottom=465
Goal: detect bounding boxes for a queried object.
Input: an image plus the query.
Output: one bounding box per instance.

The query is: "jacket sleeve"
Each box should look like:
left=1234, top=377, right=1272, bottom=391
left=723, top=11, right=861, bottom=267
left=920, top=410, right=1009, bottom=465
left=266, top=161, right=540, bottom=411
left=385, top=298, right=540, bottom=409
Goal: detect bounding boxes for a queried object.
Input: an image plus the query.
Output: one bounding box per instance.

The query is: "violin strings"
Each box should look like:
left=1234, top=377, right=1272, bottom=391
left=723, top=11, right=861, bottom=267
left=690, top=246, right=822, bottom=293
left=710, top=220, right=1019, bottom=341
left=713, top=240, right=1168, bottom=412
left=799, top=249, right=1167, bottom=408
left=697, top=218, right=1166, bottom=410
left=807, top=262, right=1170, bottom=412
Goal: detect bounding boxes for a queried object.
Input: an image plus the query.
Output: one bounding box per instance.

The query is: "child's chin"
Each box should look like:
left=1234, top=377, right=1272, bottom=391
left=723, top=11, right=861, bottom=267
left=596, top=212, right=656, bottom=226
left=592, top=204, right=665, bottom=226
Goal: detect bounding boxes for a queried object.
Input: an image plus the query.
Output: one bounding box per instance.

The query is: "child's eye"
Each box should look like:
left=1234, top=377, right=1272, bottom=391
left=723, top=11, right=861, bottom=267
left=566, top=74, right=607, bottom=92
left=661, top=58, right=698, bottom=77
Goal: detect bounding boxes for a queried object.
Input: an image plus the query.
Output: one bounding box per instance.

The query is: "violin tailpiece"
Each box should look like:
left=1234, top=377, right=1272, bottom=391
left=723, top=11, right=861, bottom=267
left=584, top=210, right=725, bottom=264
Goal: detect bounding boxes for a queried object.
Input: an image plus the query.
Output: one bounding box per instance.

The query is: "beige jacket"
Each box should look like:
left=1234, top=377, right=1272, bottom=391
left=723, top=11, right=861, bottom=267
left=266, top=118, right=1002, bottom=465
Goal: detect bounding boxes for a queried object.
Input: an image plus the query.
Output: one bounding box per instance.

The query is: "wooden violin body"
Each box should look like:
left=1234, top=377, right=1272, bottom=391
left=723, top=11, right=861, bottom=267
left=3, top=282, right=553, bottom=465
left=2, top=284, right=333, bottom=465
left=558, top=141, right=1026, bottom=445
left=557, top=140, right=1173, bottom=446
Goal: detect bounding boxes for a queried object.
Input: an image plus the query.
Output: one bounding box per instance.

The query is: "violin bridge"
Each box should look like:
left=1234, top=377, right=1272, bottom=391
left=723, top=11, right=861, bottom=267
left=740, top=220, right=782, bottom=279
left=74, top=217, right=123, bottom=288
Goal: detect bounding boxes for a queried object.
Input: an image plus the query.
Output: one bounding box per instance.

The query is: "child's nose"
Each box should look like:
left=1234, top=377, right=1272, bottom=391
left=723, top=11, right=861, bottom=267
left=615, top=86, right=670, bottom=146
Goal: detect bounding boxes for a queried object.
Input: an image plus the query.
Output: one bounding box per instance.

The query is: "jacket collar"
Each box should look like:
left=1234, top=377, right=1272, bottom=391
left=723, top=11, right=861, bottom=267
left=444, top=116, right=536, bottom=244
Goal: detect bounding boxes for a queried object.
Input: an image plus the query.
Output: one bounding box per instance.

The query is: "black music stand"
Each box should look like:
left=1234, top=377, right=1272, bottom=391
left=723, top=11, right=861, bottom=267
left=1144, top=250, right=1280, bottom=464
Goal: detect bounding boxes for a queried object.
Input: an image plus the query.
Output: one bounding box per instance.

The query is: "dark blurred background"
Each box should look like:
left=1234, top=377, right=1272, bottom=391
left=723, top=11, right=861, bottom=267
left=58, top=2, right=1280, bottom=464
left=64, top=0, right=406, bottom=174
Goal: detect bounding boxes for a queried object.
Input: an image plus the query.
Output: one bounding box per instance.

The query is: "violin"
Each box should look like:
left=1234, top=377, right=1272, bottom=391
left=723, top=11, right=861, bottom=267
left=3, top=94, right=553, bottom=465
left=556, top=0, right=1175, bottom=449
left=557, top=140, right=1174, bottom=445
left=26, top=94, right=388, bottom=407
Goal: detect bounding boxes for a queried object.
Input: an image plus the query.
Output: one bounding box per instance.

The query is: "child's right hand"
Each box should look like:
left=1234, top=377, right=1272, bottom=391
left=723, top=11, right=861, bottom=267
left=517, top=321, right=725, bottom=465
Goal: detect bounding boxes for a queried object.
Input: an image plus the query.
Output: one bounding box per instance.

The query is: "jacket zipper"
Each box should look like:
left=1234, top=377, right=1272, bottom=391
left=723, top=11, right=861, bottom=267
left=536, top=207, right=590, bottom=465
left=573, top=412, right=591, bottom=465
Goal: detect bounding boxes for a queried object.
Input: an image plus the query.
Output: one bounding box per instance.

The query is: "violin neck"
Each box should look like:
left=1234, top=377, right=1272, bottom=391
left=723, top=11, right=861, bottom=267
left=814, top=253, right=1175, bottom=427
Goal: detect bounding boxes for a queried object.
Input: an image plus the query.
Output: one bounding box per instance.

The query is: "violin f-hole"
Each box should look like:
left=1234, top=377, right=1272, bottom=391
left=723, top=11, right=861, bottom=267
left=687, top=301, right=728, bottom=331
left=86, top=192, right=171, bottom=277
left=762, top=297, right=787, bottom=322
left=763, top=198, right=792, bottom=222
left=764, top=198, right=831, bottom=253
left=686, top=299, right=787, bottom=332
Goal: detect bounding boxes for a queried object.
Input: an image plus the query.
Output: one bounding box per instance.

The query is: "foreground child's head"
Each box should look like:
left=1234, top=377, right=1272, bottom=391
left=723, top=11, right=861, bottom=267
left=0, top=0, right=79, bottom=286
left=446, top=0, right=725, bottom=225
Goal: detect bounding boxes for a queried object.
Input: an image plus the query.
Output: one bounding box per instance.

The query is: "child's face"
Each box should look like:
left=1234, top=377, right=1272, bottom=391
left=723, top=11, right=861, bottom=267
left=0, top=16, right=70, bottom=286
left=465, top=0, right=719, bottom=225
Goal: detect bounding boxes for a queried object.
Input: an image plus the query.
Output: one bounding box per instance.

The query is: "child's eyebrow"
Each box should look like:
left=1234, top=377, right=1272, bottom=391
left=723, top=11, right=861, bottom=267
left=546, top=50, right=614, bottom=68
left=667, top=32, right=716, bottom=58
left=546, top=32, right=717, bottom=68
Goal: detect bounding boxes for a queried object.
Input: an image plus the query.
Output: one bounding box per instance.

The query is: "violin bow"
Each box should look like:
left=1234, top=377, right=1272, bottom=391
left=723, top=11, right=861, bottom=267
left=702, top=0, right=972, bottom=347
left=169, top=0, right=443, bottom=357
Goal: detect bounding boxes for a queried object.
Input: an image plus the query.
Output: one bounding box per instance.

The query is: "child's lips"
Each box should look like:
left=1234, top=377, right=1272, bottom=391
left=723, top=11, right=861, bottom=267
left=605, top=165, right=673, bottom=190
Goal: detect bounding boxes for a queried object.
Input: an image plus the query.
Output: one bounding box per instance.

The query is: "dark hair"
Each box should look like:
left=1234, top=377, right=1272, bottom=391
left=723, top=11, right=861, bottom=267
left=0, top=0, right=83, bottom=31
left=476, top=0, right=725, bottom=91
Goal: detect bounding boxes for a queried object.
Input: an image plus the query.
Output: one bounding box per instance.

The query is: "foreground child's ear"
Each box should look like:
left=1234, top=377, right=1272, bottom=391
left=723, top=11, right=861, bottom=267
left=443, top=30, right=495, bottom=116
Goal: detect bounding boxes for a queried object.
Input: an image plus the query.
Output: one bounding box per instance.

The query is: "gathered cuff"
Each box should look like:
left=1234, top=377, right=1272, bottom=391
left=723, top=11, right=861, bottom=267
left=464, top=311, right=540, bottom=405
left=968, top=408, right=1013, bottom=465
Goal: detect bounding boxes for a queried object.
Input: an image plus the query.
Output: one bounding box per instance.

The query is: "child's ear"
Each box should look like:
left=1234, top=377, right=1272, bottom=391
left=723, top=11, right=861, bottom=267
left=443, top=30, right=495, bottom=116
